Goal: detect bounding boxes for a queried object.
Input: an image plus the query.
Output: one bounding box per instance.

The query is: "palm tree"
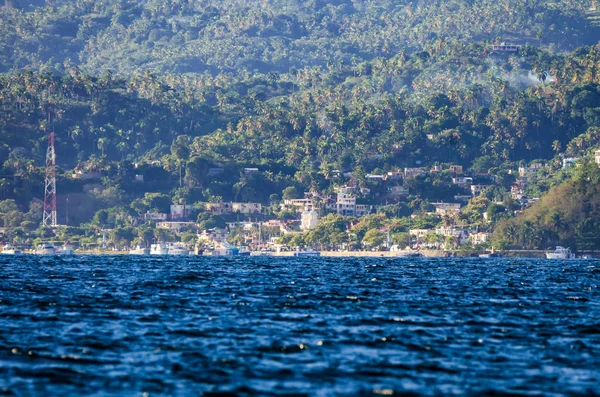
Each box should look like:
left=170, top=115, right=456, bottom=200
left=97, top=137, right=108, bottom=157
left=552, top=140, right=561, bottom=154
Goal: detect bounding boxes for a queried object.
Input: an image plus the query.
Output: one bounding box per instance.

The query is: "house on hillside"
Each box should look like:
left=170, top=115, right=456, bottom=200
left=470, top=184, right=490, bottom=196
left=404, top=167, right=426, bottom=178
left=518, top=163, right=543, bottom=178
left=449, top=165, right=463, bottom=174
left=205, top=202, right=262, bottom=215
left=156, top=221, right=196, bottom=231
left=452, top=177, right=473, bottom=188
left=432, top=202, right=461, bottom=215
left=170, top=204, right=193, bottom=220
left=491, top=43, right=521, bottom=52
left=562, top=157, right=579, bottom=169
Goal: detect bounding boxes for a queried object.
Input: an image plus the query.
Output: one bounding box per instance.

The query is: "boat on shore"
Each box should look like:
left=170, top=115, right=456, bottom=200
left=167, top=243, right=190, bottom=256
left=479, top=247, right=502, bottom=258
left=35, top=242, right=56, bottom=255
left=1, top=244, right=23, bottom=255
left=545, top=246, right=575, bottom=259
left=293, top=249, right=321, bottom=257
left=150, top=243, right=168, bottom=255
left=395, top=249, right=423, bottom=258
left=56, top=243, right=74, bottom=255
left=150, top=243, right=190, bottom=256
left=250, top=250, right=273, bottom=256
left=129, top=245, right=150, bottom=255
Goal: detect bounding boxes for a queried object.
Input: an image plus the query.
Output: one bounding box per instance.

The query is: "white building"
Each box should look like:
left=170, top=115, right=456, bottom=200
left=205, top=202, right=262, bottom=215
left=330, top=189, right=373, bottom=217
left=170, top=204, right=193, bottom=220
left=301, top=210, right=319, bottom=231
left=595, top=150, right=600, bottom=165
left=336, top=192, right=357, bottom=216
left=404, top=167, right=426, bottom=178
left=282, top=198, right=315, bottom=212
left=199, top=228, right=229, bottom=244
left=469, top=232, right=490, bottom=245
left=454, top=195, right=472, bottom=203
left=518, top=163, right=543, bottom=177
left=432, top=202, right=461, bottom=215
left=388, top=186, right=410, bottom=197
left=156, top=221, right=196, bottom=231
left=144, top=212, right=168, bottom=221
left=435, top=227, right=470, bottom=245
left=452, top=177, right=473, bottom=188
left=562, top=157, right=579, bottom=169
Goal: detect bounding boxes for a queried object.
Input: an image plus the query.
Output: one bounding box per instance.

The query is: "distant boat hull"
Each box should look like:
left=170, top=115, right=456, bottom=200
left=396, top=251, right=423, bottom=258
left=35, top=243, right=56, bottom=255
left=546, top=246, right=575, bottom=259
left=57, top=247, right=74, bottom=255
left=129, top=247, right=150, bottom=255
left=293, top=250, right=321, bottom=257
left=479, top=253, right=502, bottom=258
left=150, top=243, right=189, bottom=256
left=2, top=244, right=23, bottom=255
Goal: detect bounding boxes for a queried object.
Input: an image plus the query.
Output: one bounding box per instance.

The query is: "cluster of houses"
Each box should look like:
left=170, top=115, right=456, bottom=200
left=104, top=153, right=600, bottom=250
left=407, top=227, right=490, bottom=249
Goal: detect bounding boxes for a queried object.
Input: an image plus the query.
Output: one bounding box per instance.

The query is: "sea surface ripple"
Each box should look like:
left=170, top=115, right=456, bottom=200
left=1, top=256, right=600, bottom=396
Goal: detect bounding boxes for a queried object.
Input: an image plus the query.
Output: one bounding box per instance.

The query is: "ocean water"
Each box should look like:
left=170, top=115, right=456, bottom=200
left=0, top=256, right=599, bottom=396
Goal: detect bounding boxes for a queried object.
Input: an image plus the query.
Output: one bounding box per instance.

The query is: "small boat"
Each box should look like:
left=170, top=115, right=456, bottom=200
left=150, top=243, right=169, bottom=255
left=1, top=244, right=23, bottom=255
left=129, top=245, right=150, bottom=255
left=545, top=246, right=575, bottom=259
left=36, top=242, right=56, bottom=255
left=166, top=243, right=189, bottom=256
left=250, top=250, right=273, bottom=256
left=395, top=250, right=423, bottom=258
left=56, top=243, right=74, bottom=255
left=479, top=253, right=502, bottom=258
left=479, top=247, right=502, bottom=258
left=293, top=249, right=321, bottom=257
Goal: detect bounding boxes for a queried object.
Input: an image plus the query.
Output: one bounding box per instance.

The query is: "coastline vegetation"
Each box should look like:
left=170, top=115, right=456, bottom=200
left=2, top=0, right=600, bottom=252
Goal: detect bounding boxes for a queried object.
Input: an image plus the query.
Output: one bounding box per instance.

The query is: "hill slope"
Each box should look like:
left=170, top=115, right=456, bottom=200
left=0, top=0, right=597, bottom=75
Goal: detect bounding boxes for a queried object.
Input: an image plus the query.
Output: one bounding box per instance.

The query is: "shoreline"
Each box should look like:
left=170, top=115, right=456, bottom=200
left=30, top=249, right=598, bottom=259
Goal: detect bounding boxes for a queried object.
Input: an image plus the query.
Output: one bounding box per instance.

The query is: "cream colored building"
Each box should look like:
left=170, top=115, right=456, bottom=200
left=301, top=210, right=319, bottom=231
left=206, top=202, right=262, bottom=215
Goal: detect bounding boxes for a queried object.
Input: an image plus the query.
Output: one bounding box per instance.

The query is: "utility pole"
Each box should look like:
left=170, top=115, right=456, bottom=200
left=42, top=132, right=57, bottom=228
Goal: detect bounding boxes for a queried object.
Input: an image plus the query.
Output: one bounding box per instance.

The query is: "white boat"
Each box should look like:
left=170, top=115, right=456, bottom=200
left=250, top=250, right=273, bottom=256
left=150, top=243, right=169, bottom=255
left=293, top=249, right=321, bottom=257
left=166, top=243, right=189, bottom=256
left=396, top=250, right=424, bottom=258
left=35, top=242, right=56, bottom=255
left=1, top=244, right=23, bottom=255
left=56, top=243, right=74, bottom=255
left=545, top=246, right=575, bottom=259
left=129, top=245, right=150, bottom=255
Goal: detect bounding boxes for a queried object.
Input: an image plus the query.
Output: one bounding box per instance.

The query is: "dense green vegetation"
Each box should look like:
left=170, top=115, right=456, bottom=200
left=492, top=159, right=600, bottom=250
left=3, top=0, right=600, bottom=251
left=1, top=0, right=597, bottom=74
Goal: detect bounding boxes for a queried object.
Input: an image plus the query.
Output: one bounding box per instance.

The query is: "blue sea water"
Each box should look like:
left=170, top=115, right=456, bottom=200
left=0, top=256, right=599, bottom=396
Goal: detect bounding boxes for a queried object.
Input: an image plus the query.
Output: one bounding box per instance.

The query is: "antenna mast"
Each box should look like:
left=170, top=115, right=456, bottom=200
left=42, top=132, right=57, bottom=228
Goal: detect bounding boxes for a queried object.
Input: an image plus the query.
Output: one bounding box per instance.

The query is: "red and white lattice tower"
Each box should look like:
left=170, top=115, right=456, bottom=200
left=42, top=132, right=57, bottom=228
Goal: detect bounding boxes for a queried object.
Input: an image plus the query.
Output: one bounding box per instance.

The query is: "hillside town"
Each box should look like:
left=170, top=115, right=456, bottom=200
left=5, top=148, right=596, bottom=256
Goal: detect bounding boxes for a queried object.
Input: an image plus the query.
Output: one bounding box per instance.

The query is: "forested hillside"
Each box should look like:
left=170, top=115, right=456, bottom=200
left=2, top=0, right=600, bottom=250
left=1, top=0, right=598, bottom=75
